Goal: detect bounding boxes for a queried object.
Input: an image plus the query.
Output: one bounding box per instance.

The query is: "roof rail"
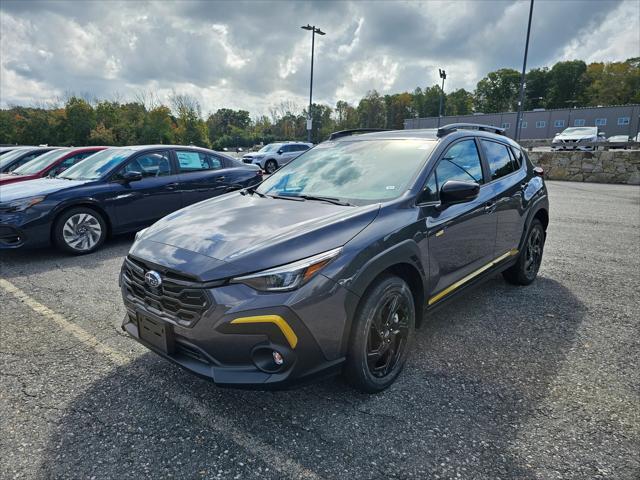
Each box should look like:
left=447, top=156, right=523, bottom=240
left=328, top=128, right=390, bottom=140
left=436, top=123, right=505, bottom=137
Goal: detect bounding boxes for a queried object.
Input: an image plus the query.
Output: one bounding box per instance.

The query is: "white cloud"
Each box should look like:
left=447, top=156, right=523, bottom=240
left=0, top=0, right=637, bottom=114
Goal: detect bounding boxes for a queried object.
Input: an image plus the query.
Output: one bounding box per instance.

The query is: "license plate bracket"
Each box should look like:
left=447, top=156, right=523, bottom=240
left=138, top=314, right=175, bottom=354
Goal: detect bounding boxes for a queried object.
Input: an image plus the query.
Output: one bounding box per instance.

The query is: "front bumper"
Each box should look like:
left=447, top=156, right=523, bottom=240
left=120, top=256, right=358, bottom=389
left=0, top=212, right=51, bottom=249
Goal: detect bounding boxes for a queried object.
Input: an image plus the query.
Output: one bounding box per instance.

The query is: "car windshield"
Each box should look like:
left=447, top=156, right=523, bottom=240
left=561, top=127, right=597, bottom=135
left=257, top=139, right=436, bottom=204
left=0, top=149, right=33, bottom=169
left=60, top=148, right=134, bottom=180
left=258, top=143, right=282, bottom=153
left=12, top=149, right=71, bottom=175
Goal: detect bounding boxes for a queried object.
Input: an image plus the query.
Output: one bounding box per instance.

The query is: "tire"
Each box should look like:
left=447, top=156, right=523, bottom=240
left=503, top=218, right=545, bottom=286
left=53, top=207, right=107, bottom=255
left=264, top=159, right=278, bottom=174
left=344, top=275, right=415, bottom=393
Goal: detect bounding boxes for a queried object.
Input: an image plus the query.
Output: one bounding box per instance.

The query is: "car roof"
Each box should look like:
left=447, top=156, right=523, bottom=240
left=332, top=128, right=522, bottom=148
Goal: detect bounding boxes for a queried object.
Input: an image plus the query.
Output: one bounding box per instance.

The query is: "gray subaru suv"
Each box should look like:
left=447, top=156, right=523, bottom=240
left=242, top=141, right=312, bottom=173
left=121, top=125, right=549, bottom=392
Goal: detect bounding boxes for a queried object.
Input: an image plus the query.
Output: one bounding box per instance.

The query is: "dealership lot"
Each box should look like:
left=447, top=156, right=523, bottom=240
left=1, top=181, right=638, bottom=479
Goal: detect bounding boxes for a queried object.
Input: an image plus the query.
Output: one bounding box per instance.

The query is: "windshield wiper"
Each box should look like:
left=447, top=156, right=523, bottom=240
left=267, top=194, right=305, bottom=202
left=296, top=195, right=354, bottom=206
left=241, top=186, right=266, bottom=197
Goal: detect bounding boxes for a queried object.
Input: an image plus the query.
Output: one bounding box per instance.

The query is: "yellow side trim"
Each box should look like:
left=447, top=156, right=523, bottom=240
left=435, top=229, right=445, bottom=237
left=428, top=248, right=519, bottom=306
left=230, top=315, right=299, bottom=349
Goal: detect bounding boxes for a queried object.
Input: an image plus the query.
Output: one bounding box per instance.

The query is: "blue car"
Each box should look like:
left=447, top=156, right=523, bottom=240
left=0, top=145, right=262, bottom=254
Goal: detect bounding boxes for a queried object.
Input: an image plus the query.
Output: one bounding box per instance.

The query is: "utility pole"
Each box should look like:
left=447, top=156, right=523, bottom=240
left=515, top=0, right=535, bottom=141
left=301, top=24, right=325, bottom=143
left=437, top=68, right=447, bottom=128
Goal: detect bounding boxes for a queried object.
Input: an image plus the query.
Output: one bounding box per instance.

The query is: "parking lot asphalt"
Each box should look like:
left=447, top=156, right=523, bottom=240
left=1, top=180, right=639, bottom=480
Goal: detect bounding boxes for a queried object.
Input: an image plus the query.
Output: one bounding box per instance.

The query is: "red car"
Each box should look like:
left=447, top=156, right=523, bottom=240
left=0, top=146, right=107, bottom=185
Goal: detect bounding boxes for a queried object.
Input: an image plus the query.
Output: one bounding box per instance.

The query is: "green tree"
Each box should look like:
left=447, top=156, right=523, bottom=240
left=141, top=106, right=175, bottom=144
left=384, top=92, right=415, bottom=129
left=446, top=89, right=473, bottom=115
left=334, top=100, right=359, bottom=130
left=64, top=97, right=96, bottom=145
left=545, top=60, right=587, bottom=108
left=357, top=90, right=386, bottom=128
left=88, top=123, right=116, bottom=145
left=171, top=94, right=209, bottom=147
left=581, top=59, right=640, bottom=106
left=474, top=68, right=521, bottom=112
left=524, top=68, right=549, bottom=109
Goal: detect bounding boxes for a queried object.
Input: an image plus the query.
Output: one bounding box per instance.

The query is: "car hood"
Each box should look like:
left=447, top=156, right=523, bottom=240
left=0, top=177, right=89, bottom=202
left=131, top=192, right=380, bottom=281
left=554, top=133, right=596, bottom=141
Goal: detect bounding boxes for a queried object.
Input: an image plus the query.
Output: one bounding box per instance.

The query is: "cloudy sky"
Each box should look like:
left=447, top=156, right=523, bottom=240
left=1, top=0, right=638, bottom=116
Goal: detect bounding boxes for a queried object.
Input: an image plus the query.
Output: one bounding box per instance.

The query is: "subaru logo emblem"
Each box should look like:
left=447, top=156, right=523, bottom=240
left=144, top=270, right=162, bottom=288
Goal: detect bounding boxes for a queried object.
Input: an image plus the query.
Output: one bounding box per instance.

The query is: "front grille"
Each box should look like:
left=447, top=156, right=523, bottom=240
left=122, top=256, right=211, bottom=326
left=242, top=158, right=253, bottom=164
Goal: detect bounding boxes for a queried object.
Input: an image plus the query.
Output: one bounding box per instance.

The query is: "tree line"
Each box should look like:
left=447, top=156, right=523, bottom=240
left=1, top=58, right=637, bottom=149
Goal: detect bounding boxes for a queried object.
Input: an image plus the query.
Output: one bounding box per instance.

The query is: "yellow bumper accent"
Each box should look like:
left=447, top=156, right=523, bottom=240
left=230, top=315, right=299, bottom=349
left=428, top=248, right=519, bottom=306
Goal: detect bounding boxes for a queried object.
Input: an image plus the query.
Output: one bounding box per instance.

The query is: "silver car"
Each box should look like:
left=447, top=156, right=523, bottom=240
left=551, top=126, right=606, bottom=151
left=242, top=142, right=312, bottom=174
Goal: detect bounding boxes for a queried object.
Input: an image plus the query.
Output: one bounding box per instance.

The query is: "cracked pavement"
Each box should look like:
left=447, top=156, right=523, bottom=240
left=1, top=181, right=639, bottom=479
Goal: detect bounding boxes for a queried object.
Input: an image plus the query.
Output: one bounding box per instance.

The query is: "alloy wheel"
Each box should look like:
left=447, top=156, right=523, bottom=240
left=366, top=291, right=410, bottom=378
left=62, top=213, right=102, bottom=251
left=524, top=227, right=543, bottom=278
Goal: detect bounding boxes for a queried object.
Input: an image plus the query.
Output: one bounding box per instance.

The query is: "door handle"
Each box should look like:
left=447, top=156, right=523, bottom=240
left=484, top=201, right=496, bottom=213
left=166, top=183, right=179, bottom=190
left=215, top=176, right=226, bottom=182
left=521, top=181, right=529, bottom=190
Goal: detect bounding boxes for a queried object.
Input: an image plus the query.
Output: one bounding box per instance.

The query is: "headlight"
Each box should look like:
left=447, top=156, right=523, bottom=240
left=232, top=247, right=342, bottom=292
left=0, top=196, right=45, bottom=213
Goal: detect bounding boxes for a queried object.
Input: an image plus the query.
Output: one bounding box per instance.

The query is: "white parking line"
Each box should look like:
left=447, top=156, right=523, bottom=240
left=0, top=278, right=323, bottom=480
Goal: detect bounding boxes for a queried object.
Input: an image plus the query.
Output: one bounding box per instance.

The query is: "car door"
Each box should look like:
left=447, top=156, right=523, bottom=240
left=110, top=150, right=182, bottom=230
left=174, top=150, right=230, bottom=206
left=278, top=145, right=297, bottom=166
left=419, top=138, right=498, bottom=303
left=478, top=139, right=528, bottom=257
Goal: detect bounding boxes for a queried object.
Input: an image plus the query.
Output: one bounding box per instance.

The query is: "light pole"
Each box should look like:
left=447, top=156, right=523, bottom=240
left=301, top=24, right=325, bottom=143
left=515, top=0, right=534, bottom=141
left=437, top=68, right=447, bottom=127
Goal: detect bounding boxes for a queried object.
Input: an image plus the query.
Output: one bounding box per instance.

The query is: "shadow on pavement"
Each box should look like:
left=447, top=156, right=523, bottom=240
left=39, top=276, right=586, bottom=479
left=0, top=233, right=135, bottom=279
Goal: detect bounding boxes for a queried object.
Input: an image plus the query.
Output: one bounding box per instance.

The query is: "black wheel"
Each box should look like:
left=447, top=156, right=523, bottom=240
left=344, top=275, right=415, bottom=393
left=264, top=159, right=278, bottom=174
left=503, top=218, right=545, bottom=286
left=53, top=207, right=107, bottom=255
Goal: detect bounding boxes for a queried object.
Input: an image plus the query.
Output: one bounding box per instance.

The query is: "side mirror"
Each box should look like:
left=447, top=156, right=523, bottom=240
left=598, top=132, right=605, bottom=137
left=440, top=180, right=479, bottom=205
left=277, top=149, right=283, bottom=155
left=122, top=171, right=143, bottom=182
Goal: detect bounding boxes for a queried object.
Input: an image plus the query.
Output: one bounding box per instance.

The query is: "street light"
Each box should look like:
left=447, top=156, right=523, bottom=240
left=301, top=24, right=325, bottom=143
left=437, top=68, right=447, bottom=127
left=515, top=0, right=535, bottom=141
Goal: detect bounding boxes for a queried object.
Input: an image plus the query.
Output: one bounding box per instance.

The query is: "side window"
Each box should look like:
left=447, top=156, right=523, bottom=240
left=421, top=139, right=483, bottom=203
left=509, top=146, right=523, bottom=168
left=481, top=140, right=516, bottom=180
left=120, top=151, right=172, bottom=178
left=8, top=153, right=40, bottom=171
left=176, top=151, right=222, bottom=172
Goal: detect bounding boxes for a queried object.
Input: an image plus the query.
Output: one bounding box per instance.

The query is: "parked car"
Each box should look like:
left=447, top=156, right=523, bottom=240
left=0, top=146, right=107, bottom=186
left=0, top=145, right=262, bottom=253
left=242, top=142, right=312, bottom=173
left=551, top=126, right=606, bottom=151
left=121, top=124, right=549, bottom=392
left=0, top=146, right=61, bottom=173
left=0, top=146, right=28, bottom=156
left=607, top=135, right=629, bottom=149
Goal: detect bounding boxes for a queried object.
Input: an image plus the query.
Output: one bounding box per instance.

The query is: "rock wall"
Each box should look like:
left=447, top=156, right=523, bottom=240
left=528, top=150, right=640, bottom=185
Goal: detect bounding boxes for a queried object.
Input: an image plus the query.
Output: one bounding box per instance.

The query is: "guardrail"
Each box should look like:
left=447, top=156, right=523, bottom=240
left=519, top=139, right=640, bottom=151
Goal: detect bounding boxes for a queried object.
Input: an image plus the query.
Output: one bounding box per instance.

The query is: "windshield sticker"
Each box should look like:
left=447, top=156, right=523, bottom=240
left=386, top=185, right=396, bottom=190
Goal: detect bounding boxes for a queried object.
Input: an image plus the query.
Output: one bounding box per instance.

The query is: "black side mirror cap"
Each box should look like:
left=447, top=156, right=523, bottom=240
left=122, top=171, right=143, bottom=182
left=440, top=180, right=480, bottom=205
left=277, top=150, right=283, bottom=155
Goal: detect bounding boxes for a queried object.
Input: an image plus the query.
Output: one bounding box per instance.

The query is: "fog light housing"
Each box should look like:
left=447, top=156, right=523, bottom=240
left=272, top=351, right=284, bottom=365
